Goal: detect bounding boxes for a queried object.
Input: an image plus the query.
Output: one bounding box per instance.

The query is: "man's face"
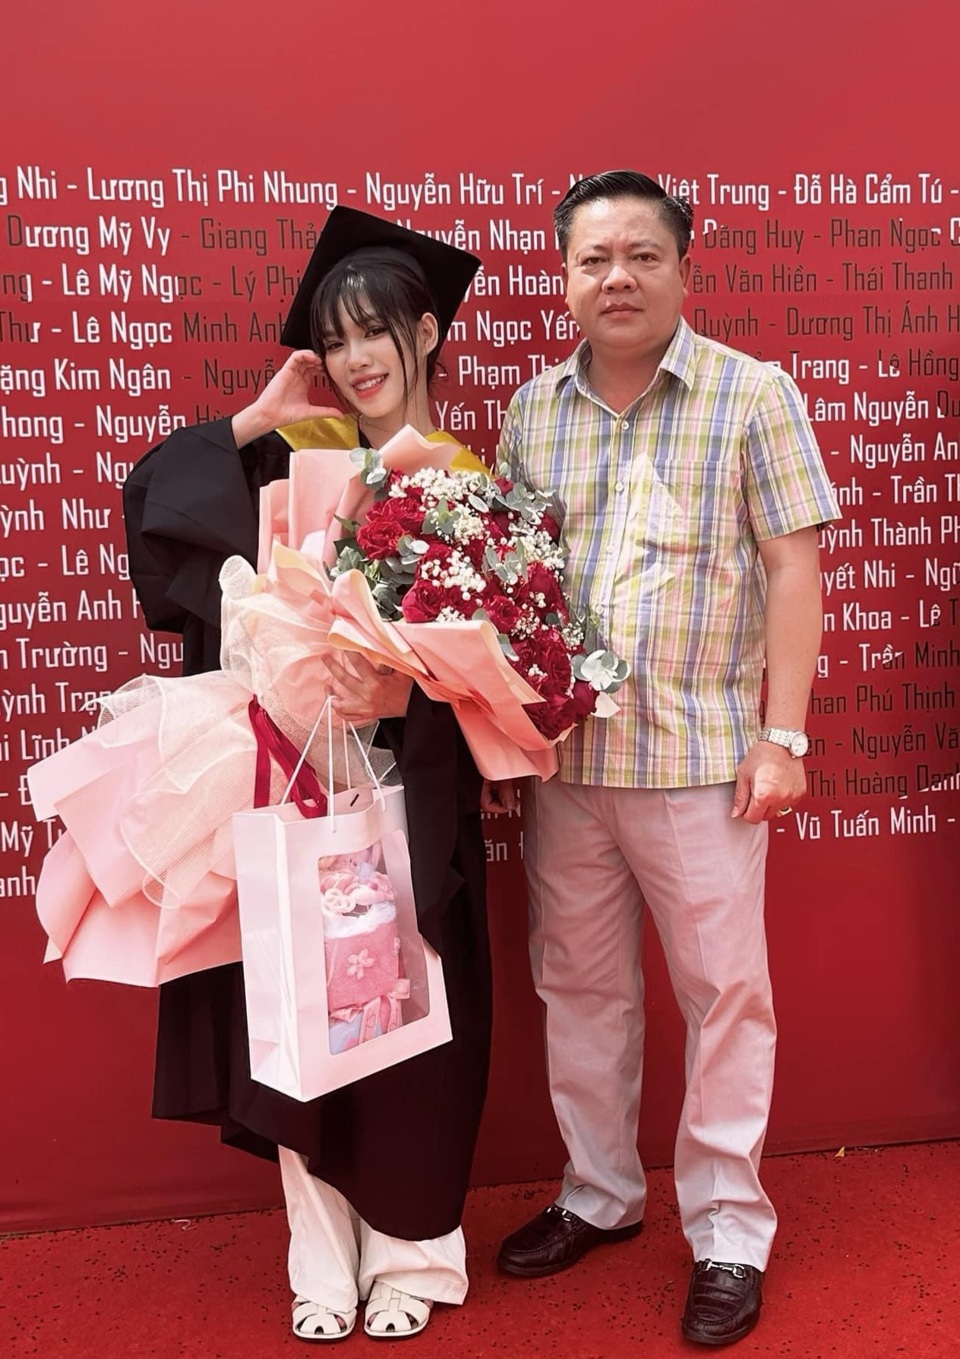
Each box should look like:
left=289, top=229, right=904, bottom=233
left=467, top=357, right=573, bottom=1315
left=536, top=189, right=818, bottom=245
left=563, top=196, right=690, bottom=360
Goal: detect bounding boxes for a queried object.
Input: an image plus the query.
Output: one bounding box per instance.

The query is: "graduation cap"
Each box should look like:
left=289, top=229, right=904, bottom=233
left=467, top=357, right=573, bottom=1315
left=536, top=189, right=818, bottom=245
left=281, top=206, right=482, bottom=350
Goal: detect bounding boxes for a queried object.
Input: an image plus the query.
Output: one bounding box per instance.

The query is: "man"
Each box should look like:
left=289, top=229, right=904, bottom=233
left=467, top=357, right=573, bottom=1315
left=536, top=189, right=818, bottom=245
left=490, top=170, right=839, bottom=1346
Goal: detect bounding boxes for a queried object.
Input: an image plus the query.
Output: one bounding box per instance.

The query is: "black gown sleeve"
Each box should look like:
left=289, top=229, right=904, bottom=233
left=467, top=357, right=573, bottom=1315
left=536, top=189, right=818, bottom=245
left=122, top=418, right=291, bottom=675
left=377, top=690, right=483, bottom=956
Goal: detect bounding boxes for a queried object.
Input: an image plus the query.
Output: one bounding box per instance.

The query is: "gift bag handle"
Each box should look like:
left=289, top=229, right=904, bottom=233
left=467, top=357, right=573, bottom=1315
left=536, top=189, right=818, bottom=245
left=277, top=698, right=386, bottom=831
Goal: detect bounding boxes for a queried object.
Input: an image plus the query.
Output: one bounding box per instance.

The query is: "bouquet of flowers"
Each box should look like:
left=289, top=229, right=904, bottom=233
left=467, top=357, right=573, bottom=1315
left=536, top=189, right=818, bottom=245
left=330, top=451, right=629, bottom=741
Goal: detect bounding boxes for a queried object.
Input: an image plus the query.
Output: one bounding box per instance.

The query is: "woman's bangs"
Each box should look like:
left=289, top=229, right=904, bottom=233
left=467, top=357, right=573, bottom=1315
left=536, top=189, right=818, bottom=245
left=338, top=268, right=385, bottom=331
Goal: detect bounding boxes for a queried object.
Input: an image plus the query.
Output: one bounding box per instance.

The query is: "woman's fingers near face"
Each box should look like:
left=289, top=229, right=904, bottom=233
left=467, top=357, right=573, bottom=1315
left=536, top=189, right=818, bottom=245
left=290, top=348, right=323, bottom=369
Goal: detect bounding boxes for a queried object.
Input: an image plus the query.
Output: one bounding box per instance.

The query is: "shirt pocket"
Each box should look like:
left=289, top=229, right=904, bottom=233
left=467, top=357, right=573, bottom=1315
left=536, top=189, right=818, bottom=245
left=635, top=454, right=743, bottom=559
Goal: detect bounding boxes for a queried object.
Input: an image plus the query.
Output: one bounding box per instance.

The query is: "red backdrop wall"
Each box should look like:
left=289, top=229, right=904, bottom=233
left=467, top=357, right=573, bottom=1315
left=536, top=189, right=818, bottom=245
left=2, top=1, right=959, bottom=1233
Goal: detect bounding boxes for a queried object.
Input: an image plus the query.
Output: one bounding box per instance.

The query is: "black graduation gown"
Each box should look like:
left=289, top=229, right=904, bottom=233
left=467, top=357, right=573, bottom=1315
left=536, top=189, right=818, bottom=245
left=122, top=417, right=492, bottom=1241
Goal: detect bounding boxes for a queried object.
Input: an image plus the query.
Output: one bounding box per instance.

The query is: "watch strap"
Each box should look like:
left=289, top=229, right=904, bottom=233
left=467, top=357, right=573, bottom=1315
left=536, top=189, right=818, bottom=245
left=759, top=726, right=809, bottom=756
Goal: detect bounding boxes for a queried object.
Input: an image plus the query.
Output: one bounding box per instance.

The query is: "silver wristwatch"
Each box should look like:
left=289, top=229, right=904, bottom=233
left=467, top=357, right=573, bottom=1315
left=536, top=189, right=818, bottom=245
left=759, top=726, right=810, bottom=758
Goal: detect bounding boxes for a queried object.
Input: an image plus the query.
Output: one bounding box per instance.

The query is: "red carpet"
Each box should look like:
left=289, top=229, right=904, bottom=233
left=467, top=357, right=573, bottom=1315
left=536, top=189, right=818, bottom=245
left=4, top=1142, right=959, bottom=1358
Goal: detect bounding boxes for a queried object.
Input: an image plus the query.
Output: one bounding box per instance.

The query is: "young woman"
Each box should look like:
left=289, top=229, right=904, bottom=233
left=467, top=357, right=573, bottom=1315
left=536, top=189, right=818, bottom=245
left=124, top=210, right=491, bottom=1341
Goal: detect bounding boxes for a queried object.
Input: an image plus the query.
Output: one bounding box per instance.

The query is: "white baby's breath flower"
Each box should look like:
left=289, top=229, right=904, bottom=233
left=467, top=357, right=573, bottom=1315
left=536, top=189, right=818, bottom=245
left=451, top=513, right=486, bottom=542
left=400, top=467, right=489, bottom=509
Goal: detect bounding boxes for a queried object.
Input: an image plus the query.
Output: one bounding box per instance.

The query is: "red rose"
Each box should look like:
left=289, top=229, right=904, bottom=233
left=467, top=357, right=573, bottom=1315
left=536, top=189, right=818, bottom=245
left=519, top=562, right=567, bottom=618
left=508, top=637, right=541, bottom=679
left=482, top=591, right=523, bottom=635
left=423, top=540, right=454, bottom=565
left=401, top=578, right=450, bottom=623
left=399, top=488, right=426, bottom=524
left=570, top=679, right=597, bottom=719
left=357, top=496, right=424, bottom=560
left=356, top=515, right=401, bottom=561
left=527, top=693, right=576, bottom=740
left=535, top=628, right=573, bottom=695
left=458, top=534, right=488, bottom=569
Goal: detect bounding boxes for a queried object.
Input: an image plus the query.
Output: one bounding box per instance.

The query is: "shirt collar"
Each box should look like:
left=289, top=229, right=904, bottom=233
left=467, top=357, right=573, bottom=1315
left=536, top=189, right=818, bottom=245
left=554, top=316, right=698, bottom=396
left=659, top=317, right=697, bottom=390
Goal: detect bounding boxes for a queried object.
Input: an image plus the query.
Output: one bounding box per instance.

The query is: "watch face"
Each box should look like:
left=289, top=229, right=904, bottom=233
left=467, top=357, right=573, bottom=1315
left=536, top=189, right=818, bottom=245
left=789, top=732, right=810, bottom=758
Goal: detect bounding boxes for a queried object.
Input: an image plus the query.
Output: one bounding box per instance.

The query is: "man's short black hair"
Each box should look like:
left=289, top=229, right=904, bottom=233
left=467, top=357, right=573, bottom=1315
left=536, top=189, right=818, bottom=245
left=555, top=170, right=694, bottom=261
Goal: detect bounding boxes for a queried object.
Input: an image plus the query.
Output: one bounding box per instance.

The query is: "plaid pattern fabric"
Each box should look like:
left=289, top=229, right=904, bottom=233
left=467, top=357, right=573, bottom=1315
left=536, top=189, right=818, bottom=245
left=497, top=318, right=840, bottom=788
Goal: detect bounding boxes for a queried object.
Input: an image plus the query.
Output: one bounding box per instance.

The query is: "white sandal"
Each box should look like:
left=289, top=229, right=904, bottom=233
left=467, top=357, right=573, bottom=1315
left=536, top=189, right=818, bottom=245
left=363, top=1280, right=433, bottom=1339
left=292, top=1295, right=357, bottom=1343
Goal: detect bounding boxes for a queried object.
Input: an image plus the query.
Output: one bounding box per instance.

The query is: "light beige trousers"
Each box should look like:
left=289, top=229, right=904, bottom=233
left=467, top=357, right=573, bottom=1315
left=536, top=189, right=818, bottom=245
left=279, top=1147, right=468, bottom=1313
left=525, top=778, right=777, bottom=1271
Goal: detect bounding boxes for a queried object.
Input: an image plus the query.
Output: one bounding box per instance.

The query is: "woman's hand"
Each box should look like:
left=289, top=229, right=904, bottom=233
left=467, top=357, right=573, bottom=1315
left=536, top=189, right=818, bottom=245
left=321, top=650, right=413, bottom=725
left=231, top=351, right=342, bottom=447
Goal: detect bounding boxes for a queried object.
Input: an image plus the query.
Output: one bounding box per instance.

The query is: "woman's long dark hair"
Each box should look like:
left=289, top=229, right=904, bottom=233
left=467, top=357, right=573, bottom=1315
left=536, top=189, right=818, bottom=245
left=309, top=249, right=442, bottom=405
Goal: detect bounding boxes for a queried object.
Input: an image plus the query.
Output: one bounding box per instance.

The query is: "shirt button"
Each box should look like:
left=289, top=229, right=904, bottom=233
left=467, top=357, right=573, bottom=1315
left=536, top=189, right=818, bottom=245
left=622, top=420, right=630, bottom=430
left=615, top=480, right=624, bottom=493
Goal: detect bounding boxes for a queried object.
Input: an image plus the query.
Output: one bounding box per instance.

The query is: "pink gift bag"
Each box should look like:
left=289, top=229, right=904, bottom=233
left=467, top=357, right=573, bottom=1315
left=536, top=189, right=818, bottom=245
left=233, top=708, right=451, bottom=1102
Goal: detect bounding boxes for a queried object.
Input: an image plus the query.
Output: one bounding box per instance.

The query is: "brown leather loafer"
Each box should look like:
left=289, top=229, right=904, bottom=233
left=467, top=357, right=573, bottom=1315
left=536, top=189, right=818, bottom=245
left=497, top=1203, right=643, bottom=1278
left=681, top=1260, right=763, bottom=1345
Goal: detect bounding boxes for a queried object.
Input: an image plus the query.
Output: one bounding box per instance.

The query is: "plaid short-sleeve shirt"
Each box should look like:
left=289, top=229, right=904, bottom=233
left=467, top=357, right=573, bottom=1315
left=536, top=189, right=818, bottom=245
left=497, top=318, right=841, bottom=789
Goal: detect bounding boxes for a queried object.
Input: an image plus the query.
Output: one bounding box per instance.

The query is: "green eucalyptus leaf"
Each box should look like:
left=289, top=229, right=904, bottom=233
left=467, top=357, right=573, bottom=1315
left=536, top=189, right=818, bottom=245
left=335, top=545, right=364, bottom=572
left=397, top=535, right=430, bottom=567
left=349, top=446, right=388, bottom=489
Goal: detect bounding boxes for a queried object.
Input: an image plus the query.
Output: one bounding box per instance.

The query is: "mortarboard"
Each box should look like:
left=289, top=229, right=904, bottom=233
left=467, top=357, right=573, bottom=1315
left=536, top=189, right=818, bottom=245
left=281, top=206, right=481, bottom=350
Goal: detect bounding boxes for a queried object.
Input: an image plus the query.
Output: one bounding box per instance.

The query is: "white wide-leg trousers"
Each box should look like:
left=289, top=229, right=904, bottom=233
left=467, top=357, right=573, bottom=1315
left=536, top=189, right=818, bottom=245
left=279, top=1147, right=469, bottom=1313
